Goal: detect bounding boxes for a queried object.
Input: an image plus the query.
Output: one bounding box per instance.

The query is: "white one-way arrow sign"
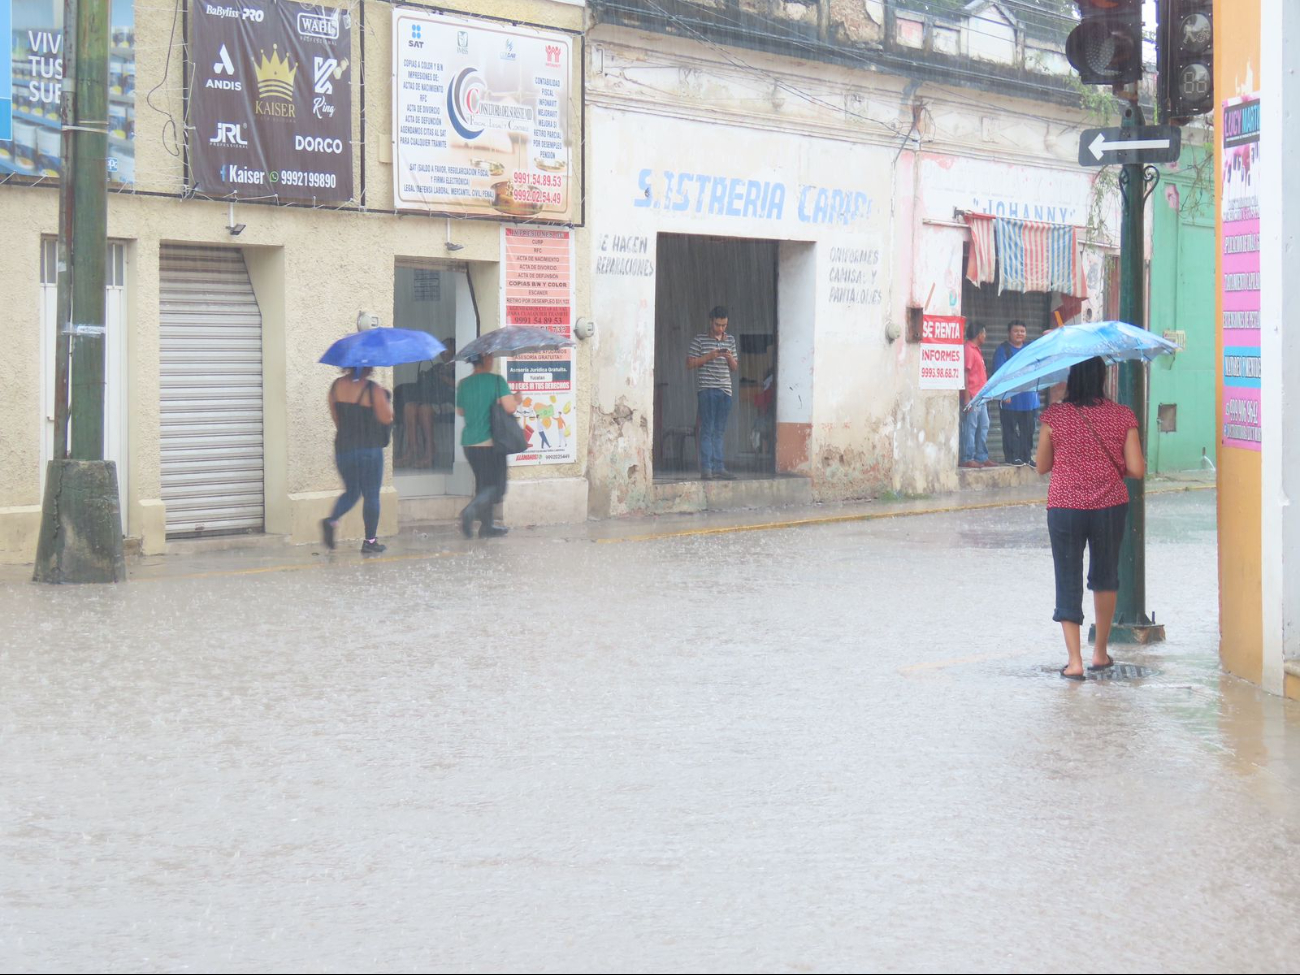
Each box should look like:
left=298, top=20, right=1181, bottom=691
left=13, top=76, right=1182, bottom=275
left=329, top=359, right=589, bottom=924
left=1089, top=132, right=1170, bottom=160
left=1078, top=126, right=1182, bottom=167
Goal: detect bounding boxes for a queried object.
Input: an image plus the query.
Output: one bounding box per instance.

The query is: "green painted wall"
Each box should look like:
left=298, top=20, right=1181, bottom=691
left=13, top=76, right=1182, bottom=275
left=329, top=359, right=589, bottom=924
left=1148, top=146, right=1217, bottom=473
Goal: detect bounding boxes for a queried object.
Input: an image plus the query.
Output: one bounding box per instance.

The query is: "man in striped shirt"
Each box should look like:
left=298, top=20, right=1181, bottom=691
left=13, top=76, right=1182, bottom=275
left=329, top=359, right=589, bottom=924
left=687, top=305, right=739, bottom=480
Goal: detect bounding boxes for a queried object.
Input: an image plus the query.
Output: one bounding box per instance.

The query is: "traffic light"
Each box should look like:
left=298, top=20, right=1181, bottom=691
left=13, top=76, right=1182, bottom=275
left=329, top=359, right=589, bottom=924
left=1066, top=0, right=1144, bottom=86
left=1157, top=1, right=1214, bottom=121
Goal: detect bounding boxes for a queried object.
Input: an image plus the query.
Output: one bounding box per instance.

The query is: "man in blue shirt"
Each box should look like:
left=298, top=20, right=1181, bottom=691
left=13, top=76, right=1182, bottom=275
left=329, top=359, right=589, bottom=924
left=992, top=320, right=1038, bottom=466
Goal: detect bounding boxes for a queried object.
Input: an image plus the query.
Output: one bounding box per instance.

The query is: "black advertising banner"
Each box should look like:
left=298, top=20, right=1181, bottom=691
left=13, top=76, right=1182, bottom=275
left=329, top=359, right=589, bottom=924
left=190, top=1, right=352, bottom=202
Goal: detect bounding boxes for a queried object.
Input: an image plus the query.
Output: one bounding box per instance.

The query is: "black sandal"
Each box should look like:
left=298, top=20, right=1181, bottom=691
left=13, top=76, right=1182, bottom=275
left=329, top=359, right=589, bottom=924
left=1060, top=666, right=1086, bottom=682
left=1088, top=656, right=1115, bottom=671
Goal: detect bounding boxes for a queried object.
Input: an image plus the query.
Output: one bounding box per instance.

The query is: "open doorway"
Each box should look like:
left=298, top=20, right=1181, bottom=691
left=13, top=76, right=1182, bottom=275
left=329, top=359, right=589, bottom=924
left=653, top=235, right=778, bottom=479
left=392, top=263, right=478, bottom=496
left=961, top=268, right=1052, bottom=465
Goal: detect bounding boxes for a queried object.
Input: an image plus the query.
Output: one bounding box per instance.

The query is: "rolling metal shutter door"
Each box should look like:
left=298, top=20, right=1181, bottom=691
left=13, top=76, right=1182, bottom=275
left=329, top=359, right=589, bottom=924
left=160, top=245, right=265, bottom=536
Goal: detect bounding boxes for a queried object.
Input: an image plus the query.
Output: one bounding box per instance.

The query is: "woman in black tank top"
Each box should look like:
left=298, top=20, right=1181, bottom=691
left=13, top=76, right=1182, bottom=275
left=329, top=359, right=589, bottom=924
left=322, top=368, right=394, bottom=554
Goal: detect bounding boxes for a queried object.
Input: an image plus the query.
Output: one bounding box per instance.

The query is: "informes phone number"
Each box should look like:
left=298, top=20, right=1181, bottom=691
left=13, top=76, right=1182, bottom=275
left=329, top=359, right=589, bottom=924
left=270, top=170, right=338, bottom=189
left=510, top=186, right=564, bottom=205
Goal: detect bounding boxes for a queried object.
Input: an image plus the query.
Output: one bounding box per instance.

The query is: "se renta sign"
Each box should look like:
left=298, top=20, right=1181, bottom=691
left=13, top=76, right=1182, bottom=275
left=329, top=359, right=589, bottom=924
left=919, top=314, right=965, bottom=391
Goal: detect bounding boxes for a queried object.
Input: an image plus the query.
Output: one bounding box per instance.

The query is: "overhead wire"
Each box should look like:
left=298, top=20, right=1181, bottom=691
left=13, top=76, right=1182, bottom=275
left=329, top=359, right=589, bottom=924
left=637, top=0, right=903, bottom=133
left=595, top=0, right=1088, bottom=105
left=12, top=0, right=1095, bottom=220
left=143, top=0, right=184, bottom=157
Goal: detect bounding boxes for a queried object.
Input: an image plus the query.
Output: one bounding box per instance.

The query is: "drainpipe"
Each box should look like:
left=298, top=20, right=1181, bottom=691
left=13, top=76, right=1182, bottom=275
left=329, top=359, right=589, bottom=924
left=890, top=80, right=924, bottom=311
left=909, top=101, right=924, bottom=312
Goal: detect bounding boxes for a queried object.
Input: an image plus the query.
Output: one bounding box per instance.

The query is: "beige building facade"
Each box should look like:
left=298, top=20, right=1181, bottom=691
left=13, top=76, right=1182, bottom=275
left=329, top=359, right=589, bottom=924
left=0, top=0, right=589, bottom=563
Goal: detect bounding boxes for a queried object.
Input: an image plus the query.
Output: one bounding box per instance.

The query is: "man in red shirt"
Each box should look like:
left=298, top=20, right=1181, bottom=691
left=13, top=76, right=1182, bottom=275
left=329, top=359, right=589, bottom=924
left=959, top=321, right=993, bottom=468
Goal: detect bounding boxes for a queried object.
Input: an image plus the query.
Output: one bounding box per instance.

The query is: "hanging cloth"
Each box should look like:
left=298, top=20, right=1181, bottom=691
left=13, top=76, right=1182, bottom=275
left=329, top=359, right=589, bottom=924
left=994, top=217, right=1088, bottom=297
left=964, top=212, right=997, bottom=286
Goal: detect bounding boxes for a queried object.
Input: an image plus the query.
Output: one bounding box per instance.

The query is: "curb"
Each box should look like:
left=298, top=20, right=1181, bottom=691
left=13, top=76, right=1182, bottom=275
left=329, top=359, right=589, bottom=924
left=110, top=481, right=1215, bottom=581
left=595, top=482, right=1215, bottom=545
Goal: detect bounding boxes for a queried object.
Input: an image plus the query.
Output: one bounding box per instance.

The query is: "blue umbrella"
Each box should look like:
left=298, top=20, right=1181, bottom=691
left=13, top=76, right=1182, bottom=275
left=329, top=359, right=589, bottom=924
left=968, top=320, right=1180, bottom=411
left=454, top=325, right=574, bottom=362
left=319, top=328, right=447, bottom=369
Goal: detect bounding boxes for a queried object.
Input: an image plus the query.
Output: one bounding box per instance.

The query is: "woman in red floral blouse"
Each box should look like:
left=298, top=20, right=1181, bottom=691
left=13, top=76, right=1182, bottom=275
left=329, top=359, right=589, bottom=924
left=1036, top=357, right=1147, bottom=680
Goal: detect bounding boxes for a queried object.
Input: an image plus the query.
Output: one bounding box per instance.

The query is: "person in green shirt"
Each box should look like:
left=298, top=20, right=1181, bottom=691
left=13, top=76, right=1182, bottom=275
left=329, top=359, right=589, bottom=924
left=456, top=353, right=519, bottom=538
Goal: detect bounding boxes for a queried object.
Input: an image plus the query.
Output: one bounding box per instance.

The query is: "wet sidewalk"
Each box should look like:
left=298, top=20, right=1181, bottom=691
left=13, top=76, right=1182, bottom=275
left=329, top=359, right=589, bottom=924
left=2, top=472, right=1215, bottom=584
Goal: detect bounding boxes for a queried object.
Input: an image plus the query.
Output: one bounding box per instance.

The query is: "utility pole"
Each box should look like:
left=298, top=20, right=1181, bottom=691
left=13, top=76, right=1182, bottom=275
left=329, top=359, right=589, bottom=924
left=1067, top=0, right=1171, bottom=644
left=67, top=0, right=109, bottom=461
left=1112, top=93, right=1164, bottom=643
left=51, top=0, right=77, bottom=461
left=33, top=0, right=125, bottom=584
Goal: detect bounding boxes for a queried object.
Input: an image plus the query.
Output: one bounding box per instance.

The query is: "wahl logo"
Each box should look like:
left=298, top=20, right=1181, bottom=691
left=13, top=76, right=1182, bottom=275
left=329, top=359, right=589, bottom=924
left=254, top=44, right=297, bottom=119
left=297, top=10, right=339, bottom=40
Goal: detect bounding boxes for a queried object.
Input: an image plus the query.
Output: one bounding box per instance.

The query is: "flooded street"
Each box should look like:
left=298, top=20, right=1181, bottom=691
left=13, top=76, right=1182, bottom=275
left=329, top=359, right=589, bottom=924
left=3, top=490, right=1299, bottom=973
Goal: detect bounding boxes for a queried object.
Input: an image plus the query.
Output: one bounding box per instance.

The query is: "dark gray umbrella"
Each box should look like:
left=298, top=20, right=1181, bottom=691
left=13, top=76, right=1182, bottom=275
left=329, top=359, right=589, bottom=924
left=454, top=326, right=575, bottom=362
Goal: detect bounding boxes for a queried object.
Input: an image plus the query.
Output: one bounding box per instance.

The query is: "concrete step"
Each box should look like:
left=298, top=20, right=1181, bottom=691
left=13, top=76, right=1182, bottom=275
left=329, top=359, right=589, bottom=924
left=164, top=532, right=293, bottom=556
left=649, top=474, right=814, bottom=514
left=398, top=494, right=468, bottom=527
left=956, top=464, right=1041, bottom=491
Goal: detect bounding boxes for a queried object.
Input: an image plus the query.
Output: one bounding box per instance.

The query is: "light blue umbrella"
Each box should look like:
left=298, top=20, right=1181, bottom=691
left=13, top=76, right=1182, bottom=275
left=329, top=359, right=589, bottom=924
left=967, top=320, right=1180, bottom=411
left=320, top=328, right=447, bottom=370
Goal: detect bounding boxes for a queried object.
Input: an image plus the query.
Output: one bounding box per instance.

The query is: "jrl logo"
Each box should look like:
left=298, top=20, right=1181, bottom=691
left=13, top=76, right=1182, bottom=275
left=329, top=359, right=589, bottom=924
left=211, top=122, right=249, bottom=146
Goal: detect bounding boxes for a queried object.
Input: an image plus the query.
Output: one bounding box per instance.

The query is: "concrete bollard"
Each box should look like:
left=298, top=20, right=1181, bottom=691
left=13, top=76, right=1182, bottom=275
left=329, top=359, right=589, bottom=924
left=33, top=460, right=127, bottom=584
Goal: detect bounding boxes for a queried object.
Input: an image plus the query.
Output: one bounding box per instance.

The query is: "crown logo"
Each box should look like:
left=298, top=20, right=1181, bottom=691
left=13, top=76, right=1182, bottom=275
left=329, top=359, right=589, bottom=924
left=254, top=45, right=297, bottom=101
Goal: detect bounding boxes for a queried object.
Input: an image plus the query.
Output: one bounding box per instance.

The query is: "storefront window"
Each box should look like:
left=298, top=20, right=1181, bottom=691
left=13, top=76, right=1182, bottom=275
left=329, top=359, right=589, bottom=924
left=392, top=265, right=469, bottom=477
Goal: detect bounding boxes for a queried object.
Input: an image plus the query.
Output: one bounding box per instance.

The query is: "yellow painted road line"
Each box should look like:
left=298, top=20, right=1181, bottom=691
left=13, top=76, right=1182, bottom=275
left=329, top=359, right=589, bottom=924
left=595, top=482, right=1213, bottom=546
left=595, top=499, right=1042, bottom=544
left=133, top=548, right=465, bottom=583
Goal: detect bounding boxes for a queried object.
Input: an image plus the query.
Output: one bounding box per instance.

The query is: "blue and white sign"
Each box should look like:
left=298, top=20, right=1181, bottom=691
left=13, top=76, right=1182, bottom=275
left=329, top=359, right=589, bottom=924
left=1, top=0, right=12, bottom=141
left=1, top=0, right=136, bottom=182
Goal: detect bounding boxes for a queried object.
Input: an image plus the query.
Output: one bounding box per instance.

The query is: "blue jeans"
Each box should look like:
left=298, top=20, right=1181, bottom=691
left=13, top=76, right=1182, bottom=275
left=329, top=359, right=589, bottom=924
left=1046, top=504, right=1130, bottom=624
left=697, top=388, right=733, bottom=473
left=961, top=403, right=990, bottom=464
left=331, top=447, right=384, bottom=539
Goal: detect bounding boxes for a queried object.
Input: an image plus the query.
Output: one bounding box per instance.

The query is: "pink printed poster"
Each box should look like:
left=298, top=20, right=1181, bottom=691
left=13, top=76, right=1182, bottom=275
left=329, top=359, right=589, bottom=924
left=1221, top=95, right=1261, bottom=450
